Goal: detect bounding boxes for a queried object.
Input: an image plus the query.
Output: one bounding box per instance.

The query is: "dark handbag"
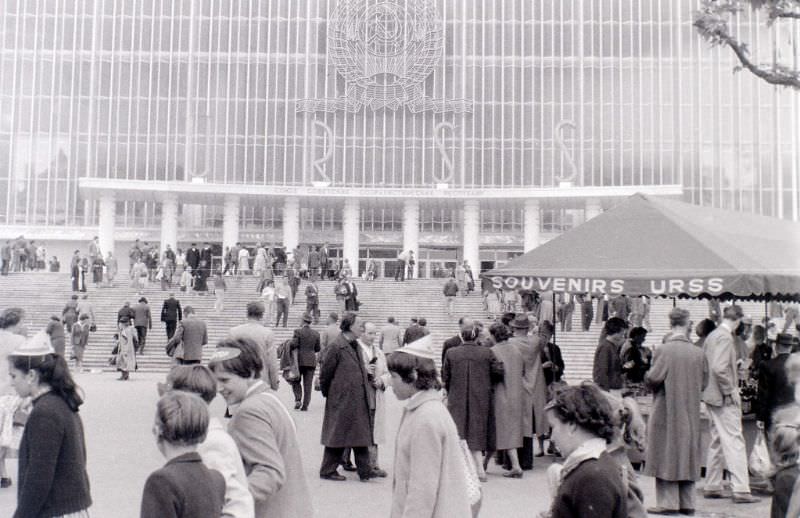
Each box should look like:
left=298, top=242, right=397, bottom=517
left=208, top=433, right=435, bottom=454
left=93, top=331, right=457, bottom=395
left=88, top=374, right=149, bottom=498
left=89, top=324, right=97, bottom=332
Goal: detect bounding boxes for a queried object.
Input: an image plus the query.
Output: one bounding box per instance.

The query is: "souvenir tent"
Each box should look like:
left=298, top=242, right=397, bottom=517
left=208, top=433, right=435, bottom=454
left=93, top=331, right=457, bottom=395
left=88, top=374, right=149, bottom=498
left=483, top=193, right=800, bottom=301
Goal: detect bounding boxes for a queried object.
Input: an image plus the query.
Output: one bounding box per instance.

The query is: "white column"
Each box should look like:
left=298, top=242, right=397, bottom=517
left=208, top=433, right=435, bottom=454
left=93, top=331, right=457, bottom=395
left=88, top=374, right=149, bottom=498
left=222, top=195, right=240, bottom=252
left=283, top=196, right=300, bottom=251
left=97, top=193, right=116, bottom=260
left=462, top=200, right=480, bottom=275
left=159, top=194, right=179, bottom=254
left=523, top=199, right=541, bottom=252
left=402, top=199, right=420, bottom=277
left=585, top=197, right=603, bottom=222
left=342, top=198, right=360, bottom=277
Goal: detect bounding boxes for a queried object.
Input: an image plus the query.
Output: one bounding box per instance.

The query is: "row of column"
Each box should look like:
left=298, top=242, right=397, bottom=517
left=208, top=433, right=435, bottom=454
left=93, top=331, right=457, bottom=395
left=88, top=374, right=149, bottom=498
left=96, top=195, right=604, bottom=275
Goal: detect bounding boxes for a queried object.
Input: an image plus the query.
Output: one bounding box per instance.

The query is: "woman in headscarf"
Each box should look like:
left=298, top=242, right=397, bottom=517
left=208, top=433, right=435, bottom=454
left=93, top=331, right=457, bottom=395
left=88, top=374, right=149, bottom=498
left=114, top=316, right=138, bottom=381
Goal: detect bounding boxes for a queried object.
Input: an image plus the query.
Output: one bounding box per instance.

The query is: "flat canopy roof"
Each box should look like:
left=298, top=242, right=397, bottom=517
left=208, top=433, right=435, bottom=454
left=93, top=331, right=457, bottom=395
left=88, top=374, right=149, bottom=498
left=78, top=178, right=684, bottom=205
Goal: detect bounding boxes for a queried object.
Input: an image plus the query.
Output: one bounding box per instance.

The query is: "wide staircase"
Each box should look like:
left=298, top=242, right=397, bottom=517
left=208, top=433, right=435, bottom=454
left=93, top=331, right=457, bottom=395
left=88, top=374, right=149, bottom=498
left=0, top=272, right=768, bottom=381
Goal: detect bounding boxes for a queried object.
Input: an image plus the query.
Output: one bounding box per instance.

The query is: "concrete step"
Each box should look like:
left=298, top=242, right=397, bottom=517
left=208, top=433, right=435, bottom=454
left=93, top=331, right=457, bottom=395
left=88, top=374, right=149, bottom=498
left=0, top=272, right=772, bottom=380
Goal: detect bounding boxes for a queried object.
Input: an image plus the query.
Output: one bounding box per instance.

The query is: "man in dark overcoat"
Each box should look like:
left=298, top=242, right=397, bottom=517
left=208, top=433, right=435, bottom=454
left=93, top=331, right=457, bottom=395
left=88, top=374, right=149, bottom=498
left=579, top=293, right=594, bottom=331
left=185, top=243, right=200, bottom=272
left=318, top=313, right=375, bottom=481
left=160, top=293, right=183, bottom=339
left=756, top=333, right=796, bottom=432
left=644, top=308, right=706, bottom=515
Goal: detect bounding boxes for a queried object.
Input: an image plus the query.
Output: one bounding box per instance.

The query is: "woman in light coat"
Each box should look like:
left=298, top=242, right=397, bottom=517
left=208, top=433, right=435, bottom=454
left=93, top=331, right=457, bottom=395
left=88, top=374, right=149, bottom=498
left=115, top=317, right=137, bottom=381
left=253, top=246, right=267, bottom=278
left=388, top=341, right=472, bottom=518
left=238, top=247, right=251, bottom=275
left=488, top=323, right=525, bottom=477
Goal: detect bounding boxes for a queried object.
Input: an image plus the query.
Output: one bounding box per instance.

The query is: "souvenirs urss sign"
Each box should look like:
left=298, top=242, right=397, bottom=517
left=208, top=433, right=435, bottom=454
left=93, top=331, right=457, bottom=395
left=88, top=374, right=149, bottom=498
left=297, top=0, right=471, bottom=114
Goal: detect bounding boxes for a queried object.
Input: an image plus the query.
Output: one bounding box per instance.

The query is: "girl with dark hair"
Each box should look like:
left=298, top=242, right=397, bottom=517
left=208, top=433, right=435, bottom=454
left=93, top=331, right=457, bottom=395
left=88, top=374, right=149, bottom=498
left=209, top=338, right=312, bottom=518
left=387, top=342, right=472, bottom=518
left=8, top=333, right=92, bottom=517
left=545, top=383, right=627, bottom=518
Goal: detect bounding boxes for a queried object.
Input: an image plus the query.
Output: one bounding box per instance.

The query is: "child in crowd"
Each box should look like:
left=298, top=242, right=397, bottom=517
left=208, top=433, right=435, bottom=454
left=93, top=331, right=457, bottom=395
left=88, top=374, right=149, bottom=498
left=770, top=405, right=800, bottom=518
left=158, top=365, right=254, bottom=518
left=141, top=391, right=225, bottom=518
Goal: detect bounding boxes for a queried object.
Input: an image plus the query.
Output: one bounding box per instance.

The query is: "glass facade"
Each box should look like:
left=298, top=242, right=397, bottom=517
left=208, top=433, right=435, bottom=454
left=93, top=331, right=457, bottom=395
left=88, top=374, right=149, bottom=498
left=0, top=0, right=798, bottom=231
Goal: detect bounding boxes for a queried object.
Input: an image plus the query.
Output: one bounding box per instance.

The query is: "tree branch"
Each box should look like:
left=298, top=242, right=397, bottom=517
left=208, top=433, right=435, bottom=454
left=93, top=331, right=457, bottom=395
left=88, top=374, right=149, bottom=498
left=694, top=3, right=800, bottom=90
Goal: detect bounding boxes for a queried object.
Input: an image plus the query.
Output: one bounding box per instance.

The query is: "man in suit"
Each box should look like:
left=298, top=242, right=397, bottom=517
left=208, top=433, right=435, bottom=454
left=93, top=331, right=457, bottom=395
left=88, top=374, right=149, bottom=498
left=185, top=243, right=200, bottom=273
left=228, top=301, right=280, bottom=390
left=319, top=243, right=330, bottom=279
left=290, top=313, right=321, bottom=410
left=305, top=281, right=320, bottom=324
left=579, top=293, right=594, bottom=332
left=117, top=301, right=136, bottom=324
left=132, top=297, right=152, bottom=353
left=441, top=317, right=474, bottom=364
left=402, top=317, right=425, bottom=346
left=379, top=316, right=402, bottom=355
left=319, top=313, right=375, bottom=481
left=756, top=333, right=796, bottom=432
left=195, top=242, right=212, bottom=292
left=320, top=313, right=340, bottom=360
left=275, top=277, right=291, bottom=327
left=592, top=317, right=628, bottom=392
left=167, top=306, right=208, bottom=365
left=558, top=293, right=575, bottom=332
left=308, top=247, right=321, bottom=282
left=160, top=293, right=183, bottom=339
left=701, top=305, right=759, bottom=504
left=88, top=236, right=101, bottom=263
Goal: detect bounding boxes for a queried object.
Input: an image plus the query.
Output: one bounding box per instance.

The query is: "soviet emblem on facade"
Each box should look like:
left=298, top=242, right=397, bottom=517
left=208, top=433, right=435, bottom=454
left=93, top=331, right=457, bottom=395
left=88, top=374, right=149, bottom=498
left=297, top=0, right=471, bottom=114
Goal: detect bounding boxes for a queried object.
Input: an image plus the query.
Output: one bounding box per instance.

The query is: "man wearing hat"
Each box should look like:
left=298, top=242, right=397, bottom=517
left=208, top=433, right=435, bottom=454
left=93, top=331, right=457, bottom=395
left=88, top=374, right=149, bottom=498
left=509, top=314, right=548, bottom=469
left=756, top=333, right=797, bottom=432
left=290, top=313, right=321, bottom=410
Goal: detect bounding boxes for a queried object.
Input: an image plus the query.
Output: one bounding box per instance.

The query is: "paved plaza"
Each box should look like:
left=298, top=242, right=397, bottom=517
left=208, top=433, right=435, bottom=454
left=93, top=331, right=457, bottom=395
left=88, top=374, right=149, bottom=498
left=0, top=371, right=770, bottom=518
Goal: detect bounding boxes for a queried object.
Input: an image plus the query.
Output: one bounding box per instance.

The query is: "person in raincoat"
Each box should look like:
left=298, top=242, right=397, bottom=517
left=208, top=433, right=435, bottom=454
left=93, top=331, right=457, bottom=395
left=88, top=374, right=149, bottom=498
left=115, top=316, right=138, bottom=381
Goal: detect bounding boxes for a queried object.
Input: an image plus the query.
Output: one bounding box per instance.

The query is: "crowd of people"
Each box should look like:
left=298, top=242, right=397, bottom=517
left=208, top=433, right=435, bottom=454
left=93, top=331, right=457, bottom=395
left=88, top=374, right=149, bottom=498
left=2, top=233, right=800, bottom=517
left=0, top=237, right=58, bottom=275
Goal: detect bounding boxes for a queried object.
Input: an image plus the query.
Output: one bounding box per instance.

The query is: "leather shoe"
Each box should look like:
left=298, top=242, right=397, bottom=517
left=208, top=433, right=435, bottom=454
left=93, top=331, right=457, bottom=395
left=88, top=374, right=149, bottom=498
left=646, top=507, right=680, bottom=515
left=0, top=478, right=11, bottom=488
left=370, top=468, right=388, bottom=478
left=294, top=402, right=301, bottom=410
left=679, top=510, right=695, bottom=516
left=702, top=489, right=730, bottom=499
left=502, top=469, right=523, bottom=479
left=342, top=463, right=357, bottom=472
left=320, top=473, right=346, bottom=481
left=732, top=493, right=760, bottom=504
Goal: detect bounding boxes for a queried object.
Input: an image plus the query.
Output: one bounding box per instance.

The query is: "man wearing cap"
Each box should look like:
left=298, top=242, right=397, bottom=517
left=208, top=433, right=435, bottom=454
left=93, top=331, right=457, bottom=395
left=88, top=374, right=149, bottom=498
left=319, top=313, right=375, bottom=481
left=701, top=305, right=759, bottom=504
left=228, top=301, right=280, bottom=390
left=756, top=333, right=797, bottom=432
left=290, top=313, right=321, bottom=411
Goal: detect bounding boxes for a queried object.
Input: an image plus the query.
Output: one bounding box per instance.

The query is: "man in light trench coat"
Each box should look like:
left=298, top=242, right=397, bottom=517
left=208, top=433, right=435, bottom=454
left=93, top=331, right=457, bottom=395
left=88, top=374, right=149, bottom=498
left=644, top=308, right=706, bottom=515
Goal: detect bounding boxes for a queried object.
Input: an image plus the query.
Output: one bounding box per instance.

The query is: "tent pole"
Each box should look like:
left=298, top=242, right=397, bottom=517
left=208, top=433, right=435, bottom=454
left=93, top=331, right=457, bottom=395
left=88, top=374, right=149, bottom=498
left=552, top=292, right=557, bottom=346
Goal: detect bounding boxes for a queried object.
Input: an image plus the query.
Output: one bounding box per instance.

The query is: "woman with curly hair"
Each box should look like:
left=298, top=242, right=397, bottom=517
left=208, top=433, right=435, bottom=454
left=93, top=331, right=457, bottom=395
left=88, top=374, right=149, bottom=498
left=545, top=383, right=627, bottom=518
